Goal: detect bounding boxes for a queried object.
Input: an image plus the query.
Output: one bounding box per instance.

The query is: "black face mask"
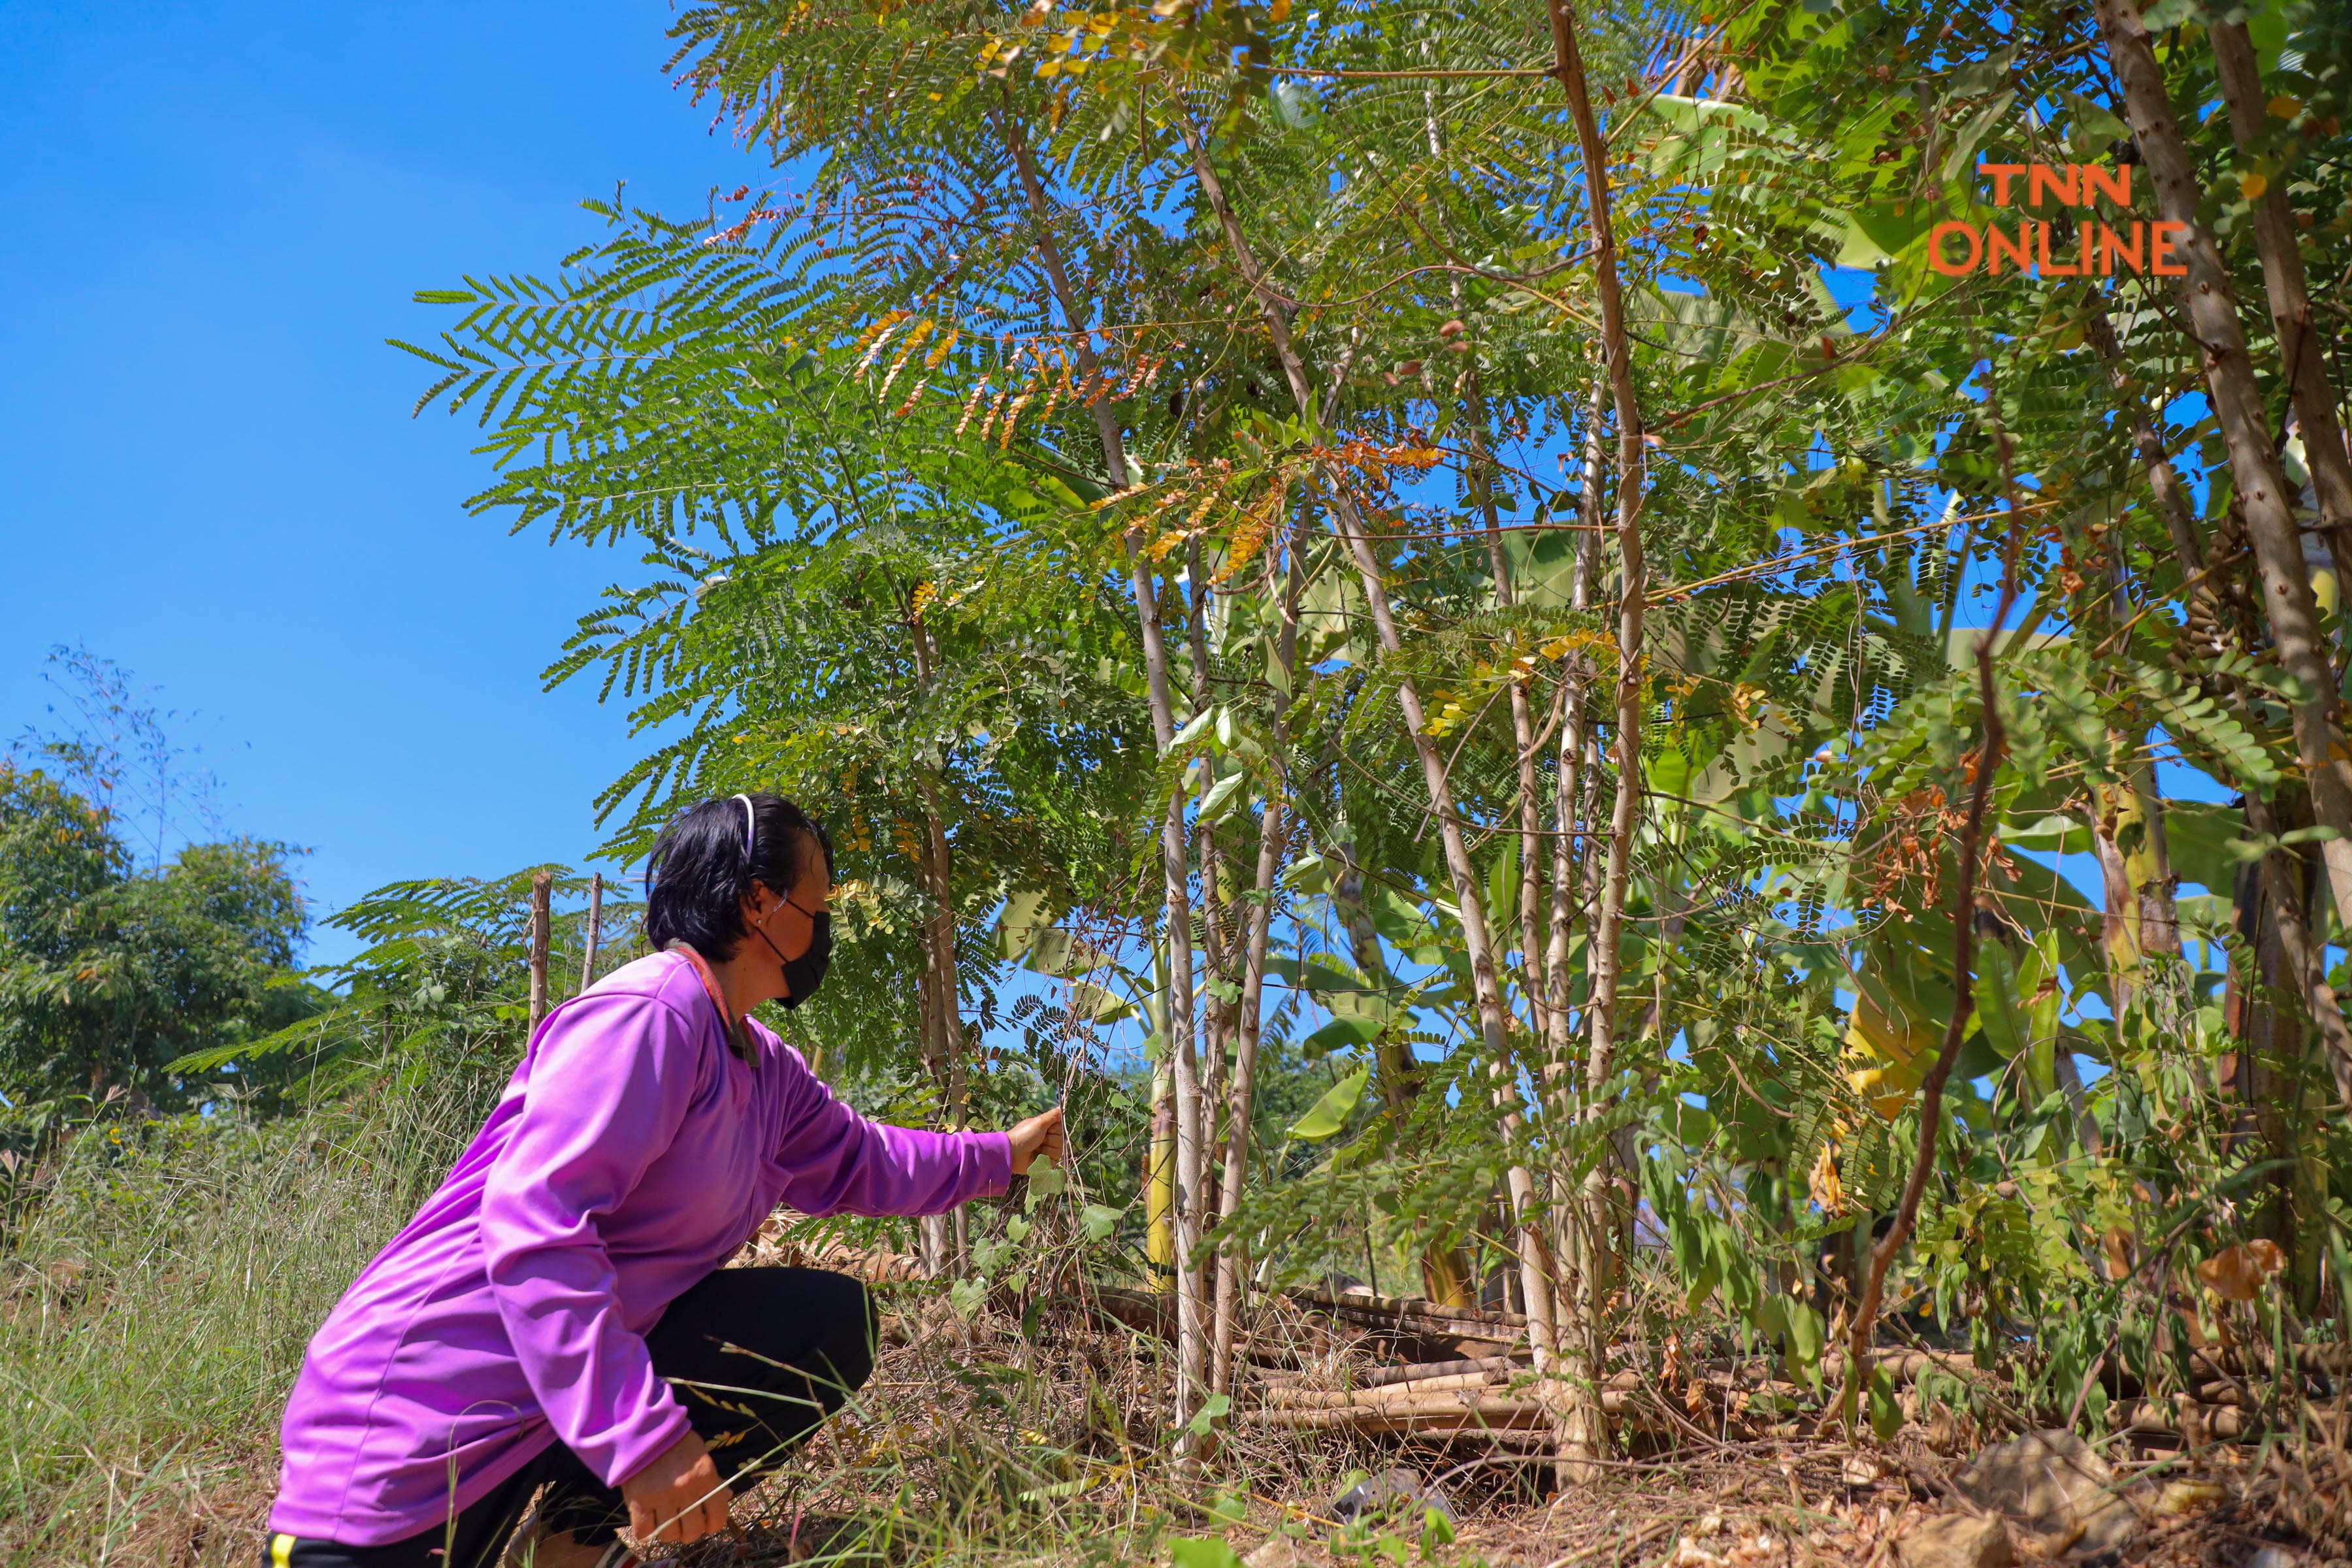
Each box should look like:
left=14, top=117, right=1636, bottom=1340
left=754, top=897, right=832, bottom=1009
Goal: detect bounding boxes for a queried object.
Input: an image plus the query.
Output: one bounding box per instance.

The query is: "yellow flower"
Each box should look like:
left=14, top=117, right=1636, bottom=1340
left=2242, top=171, right=2269, bottom=201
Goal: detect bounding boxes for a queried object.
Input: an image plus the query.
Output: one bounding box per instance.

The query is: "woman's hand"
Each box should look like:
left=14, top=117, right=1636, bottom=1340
left=622, top=1427, right=730, bottom=1544
left=1006, top=1105, right=1066, bottom=1175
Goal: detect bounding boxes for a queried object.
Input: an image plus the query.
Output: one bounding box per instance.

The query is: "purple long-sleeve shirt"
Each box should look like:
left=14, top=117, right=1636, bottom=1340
left=269, top=949, right=1010, bottom=1546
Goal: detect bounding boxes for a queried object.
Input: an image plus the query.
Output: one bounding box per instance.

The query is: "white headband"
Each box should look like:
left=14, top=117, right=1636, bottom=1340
left=732, top=794, right=755, bottom=859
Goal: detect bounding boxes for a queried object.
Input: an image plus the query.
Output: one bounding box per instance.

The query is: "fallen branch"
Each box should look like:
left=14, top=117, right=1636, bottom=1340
left=1262, top=1371, right=1514, bottom=1409
left=1260, top=1353, right=1529, bottom=1390
left=1282, top=1287, right=1529, bottom=1331
left=1248, top=1386, right=1684, bottom=1438
left=2116, top=1396, right=2261, bottom=1441
left=1812, top=1348, right=1987, bottom=1386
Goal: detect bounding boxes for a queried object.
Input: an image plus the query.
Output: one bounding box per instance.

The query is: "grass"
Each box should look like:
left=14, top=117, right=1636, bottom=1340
left=0, top=1075, right=1524, bottom=1568
left=39, top=1071, right=2310, bottom=1568
left=0, top=1080, right=491, bottom=1565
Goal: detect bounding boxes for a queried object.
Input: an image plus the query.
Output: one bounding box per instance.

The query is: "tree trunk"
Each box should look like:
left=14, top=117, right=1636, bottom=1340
left=2082, top=297, right=2204, bottom=572
left=2207, top=18, right=2352, bottom=585
left=1211, top=529, right=1303, bottom=1397
left=909, top=617, right=970, bottom=1277
left=2094, top=0, right=2352, bottom=932
left=916, top=875, right=956, bottom=1279
left=1332, top=827, right=1475, bottom=1307
left=1543, top=0, right=1650, bottom=1478
left=1546, top=373, right=1607, bottom=1282
left=1170, top=100, right=1561, bottom=1477
left=1186, top=538, right=1235, bottom=1286
left=2233, top=791, right=2338, bottom=1307
left=1001, top=107, right=1207, bottom=1440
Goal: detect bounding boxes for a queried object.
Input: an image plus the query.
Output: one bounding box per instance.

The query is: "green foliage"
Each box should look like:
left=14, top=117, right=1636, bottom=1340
left=0, top=763, right=310, bottom=1111
left=389, top=0, right=2352, bottom=1371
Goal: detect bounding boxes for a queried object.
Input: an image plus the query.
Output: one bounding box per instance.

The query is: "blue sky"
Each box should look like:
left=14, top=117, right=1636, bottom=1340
left=0, top=2, right=765, bottom=960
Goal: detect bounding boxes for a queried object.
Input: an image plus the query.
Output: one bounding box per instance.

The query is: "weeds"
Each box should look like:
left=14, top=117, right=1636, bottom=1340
left=0, top=1080, right=489, bottom=1565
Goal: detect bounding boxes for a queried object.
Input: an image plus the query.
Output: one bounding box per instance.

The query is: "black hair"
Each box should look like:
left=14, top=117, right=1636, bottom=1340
left=644, top=792, right=834, bottom=959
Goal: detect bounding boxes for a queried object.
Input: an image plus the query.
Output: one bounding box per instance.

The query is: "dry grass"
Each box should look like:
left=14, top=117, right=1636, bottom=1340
left=4, top=1102, right=2344, bottom=1568
left=0, top=1085, right=487, bottom=1566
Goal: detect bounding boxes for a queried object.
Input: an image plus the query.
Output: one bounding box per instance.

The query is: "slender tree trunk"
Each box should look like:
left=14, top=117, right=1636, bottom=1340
left=915, top=857, right=956, bottom=1278
left=1840, top=553, right=2021, bottom=1429
left=1186, top=538, right=1235, bottom=1277
left=1001, top=108, right=1206, bottom=1440
left=924, top=792, right=971, bottom=1273
left=2095, top=0, right=2352, bottom=932
left=2090, top=558, right=2183, bottom=1016
left=1468, top=386, right=1577, bottom=1418
left=1469, top=395, right=1554, bottom=1038
left=1171, top=101, right=1560, bottom=1469
left=1543, top=666, right=1597, bottom=1295
left=1543, top=0, right=1650, bottom=1477
left=2083, top=299, right=2204, bottom=572
left=2138, top=391, right=2352, bottom=1110
left=1544, top=363, right=1607, bottom=1152
left=1573, top=366, right=1608, bottom=608
left=2239, top=789, right=2352, bottom=1295
left=2208, top=18, right=2352, bottom=583
left=909, top=616, right=971, bottom=1276
left=2243, top=768, right=2352, bottom=1108
left=1331, top=826, right=1475, bottom=1306
left=1211, top=529, right=1303, bottom=1397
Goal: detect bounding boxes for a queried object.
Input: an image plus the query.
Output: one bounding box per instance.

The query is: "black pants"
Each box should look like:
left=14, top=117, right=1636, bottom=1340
left=270, top=1268, right=877, bottom=1568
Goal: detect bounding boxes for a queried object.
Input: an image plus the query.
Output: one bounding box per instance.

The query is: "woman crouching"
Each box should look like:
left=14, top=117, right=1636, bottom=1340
left=263, top=793, right=1063, bottom=1568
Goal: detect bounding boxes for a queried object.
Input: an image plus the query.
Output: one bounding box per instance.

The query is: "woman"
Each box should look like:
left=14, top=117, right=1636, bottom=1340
left=265, top=793, right=1064, bottom=1568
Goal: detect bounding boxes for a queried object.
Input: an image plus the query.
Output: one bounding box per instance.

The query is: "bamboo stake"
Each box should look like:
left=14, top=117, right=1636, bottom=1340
left=579, top=872, right=604, bottom=993
left=527, top=870, right=553, bottom=1032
